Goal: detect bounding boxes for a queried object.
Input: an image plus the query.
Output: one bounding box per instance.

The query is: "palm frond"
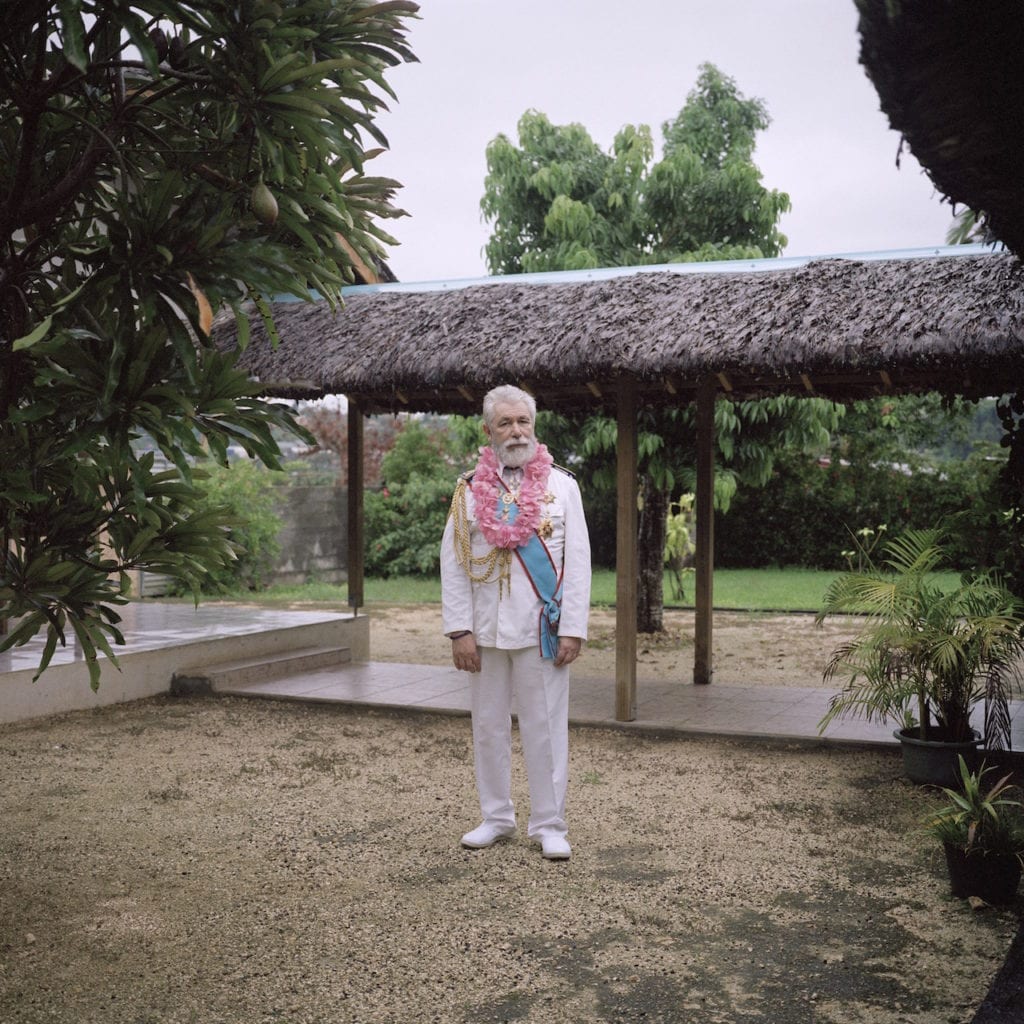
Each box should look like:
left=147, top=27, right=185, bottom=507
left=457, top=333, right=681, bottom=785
left=817, top=526, right=1024, bottom=748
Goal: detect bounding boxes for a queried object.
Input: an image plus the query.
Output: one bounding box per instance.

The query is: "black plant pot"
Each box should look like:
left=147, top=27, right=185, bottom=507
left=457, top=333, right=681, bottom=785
left=894, top=727, right=981, bottom=787
left=943, top=843, right=1022, bottom=905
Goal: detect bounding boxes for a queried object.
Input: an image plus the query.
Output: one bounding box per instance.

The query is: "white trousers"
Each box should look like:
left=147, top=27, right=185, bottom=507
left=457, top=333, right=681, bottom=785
left=470, top=646, right=570, bottom=839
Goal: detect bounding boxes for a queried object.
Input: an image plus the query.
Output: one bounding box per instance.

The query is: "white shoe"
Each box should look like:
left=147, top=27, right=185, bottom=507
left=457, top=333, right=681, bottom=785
left=460, top=822, right=516, bottom=849
left=539, top=835, right=571, bottom=861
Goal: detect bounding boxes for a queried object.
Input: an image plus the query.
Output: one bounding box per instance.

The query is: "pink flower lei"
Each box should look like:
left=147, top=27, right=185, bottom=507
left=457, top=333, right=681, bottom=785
left=471, top=443, right=553, bottom=549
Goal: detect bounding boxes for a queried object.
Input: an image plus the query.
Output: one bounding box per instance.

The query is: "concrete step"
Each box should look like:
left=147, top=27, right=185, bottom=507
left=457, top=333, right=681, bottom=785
left=172, top=645, right=351, bottom=696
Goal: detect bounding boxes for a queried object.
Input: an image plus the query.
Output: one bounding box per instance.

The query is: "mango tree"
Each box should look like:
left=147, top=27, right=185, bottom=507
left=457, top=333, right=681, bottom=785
left=481, top=63, right=838, bottom=630
left=0, top=0, right=419, bottom=685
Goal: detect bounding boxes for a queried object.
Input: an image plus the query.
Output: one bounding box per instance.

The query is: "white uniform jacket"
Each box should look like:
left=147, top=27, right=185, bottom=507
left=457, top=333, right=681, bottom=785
left=440, top=464, right=592, bottom=650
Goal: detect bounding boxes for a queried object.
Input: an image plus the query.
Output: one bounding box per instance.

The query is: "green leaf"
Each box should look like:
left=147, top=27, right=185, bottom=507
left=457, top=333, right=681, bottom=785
left=235, top=313, right=251, bottom=353
left=12, top=316, right=53, bottom=351
left=261, top=93, right=330, bottom=117
left=0, top=615, right=45, bottom=652
left=257, top=51, right=307, bottom=92
left=261, top=57, right=360, bottom=93
left=32, top=628, right=61, bottom=683
left=57, top=0, right=89, bottom=72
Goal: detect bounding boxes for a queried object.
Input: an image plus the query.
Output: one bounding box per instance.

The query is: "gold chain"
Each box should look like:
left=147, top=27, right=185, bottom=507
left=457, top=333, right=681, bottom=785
left=449, top=479, right=512, bottom=595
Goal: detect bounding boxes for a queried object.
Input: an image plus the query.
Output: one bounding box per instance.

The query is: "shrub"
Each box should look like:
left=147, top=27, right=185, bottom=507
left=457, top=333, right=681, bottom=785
left=715, top=448, right=1007, bottom=570
left=364, top=420, right=469, bottom=577
left=365, top=475, right=454, bottom=577
left=171, top=460, right=283, bottom=593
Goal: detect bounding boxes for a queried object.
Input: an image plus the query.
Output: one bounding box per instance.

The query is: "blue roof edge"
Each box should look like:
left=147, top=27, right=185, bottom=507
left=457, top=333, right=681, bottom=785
left=271, top=243, right=1003, bottom=303
left=340, top=242, right=1002, bottom=297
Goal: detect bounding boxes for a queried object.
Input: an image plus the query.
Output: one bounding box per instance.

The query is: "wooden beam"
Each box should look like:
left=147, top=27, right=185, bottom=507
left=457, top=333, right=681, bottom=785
left=615, top=380, right=638, bottom=721
left=879, top=370, right=893, bottom=390
left=694, top=377, right=716, bottom=685
left=586, top=381, right=602, bottom=398
left=663, top=378, right=677, bottom=396
left=717, top=372, right=733, bottom=392
left=457, top=385, right=474, bottom=403
left=347, top=397, right=365, bottom=615
left=800, top=373, right=814, bottom=393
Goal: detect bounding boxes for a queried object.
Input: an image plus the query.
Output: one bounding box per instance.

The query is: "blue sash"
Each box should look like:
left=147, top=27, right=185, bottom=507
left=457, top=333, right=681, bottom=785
left=497, top=494, right=562, bottom=659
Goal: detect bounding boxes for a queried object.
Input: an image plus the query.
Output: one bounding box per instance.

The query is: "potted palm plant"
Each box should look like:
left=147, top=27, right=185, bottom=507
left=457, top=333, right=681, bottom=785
left=816, top=527, right=1024, bottom=785
left=922, top=755, right=1024, bottom=905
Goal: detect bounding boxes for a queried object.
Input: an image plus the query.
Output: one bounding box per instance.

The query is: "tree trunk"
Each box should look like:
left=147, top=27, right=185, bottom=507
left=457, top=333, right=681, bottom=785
left=636, top=475, right=668, bottom=633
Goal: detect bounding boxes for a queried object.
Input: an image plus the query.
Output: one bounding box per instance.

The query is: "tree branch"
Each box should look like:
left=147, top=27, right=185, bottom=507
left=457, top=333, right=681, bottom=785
left=14, top=130, right=110, bottom=229
left=0, top=23, right=48, bottom=243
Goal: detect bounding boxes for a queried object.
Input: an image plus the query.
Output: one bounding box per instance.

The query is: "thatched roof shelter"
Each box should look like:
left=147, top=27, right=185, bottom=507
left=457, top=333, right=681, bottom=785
left=857, top=1, right=1024, bottom=256
left=221, top=250, right=1024, bottom=414
left=212, top=247, right=1024, bottom=720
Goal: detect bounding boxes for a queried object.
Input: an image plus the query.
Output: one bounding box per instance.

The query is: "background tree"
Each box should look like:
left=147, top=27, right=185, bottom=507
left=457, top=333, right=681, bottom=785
left=480, top=63, right=835, bottom=630
left=0, top=0, right=418, bottom=685
left=714, top=396, right=1009, bottom=573
left=482, top=64, right=790, bottom=274
left=541, top=398, right=838, bottom=628
left=363, top=419, right=474, bottom=577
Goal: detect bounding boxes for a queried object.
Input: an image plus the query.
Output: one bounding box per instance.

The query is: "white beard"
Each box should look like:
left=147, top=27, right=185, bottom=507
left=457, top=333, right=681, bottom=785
left=495, top=437, right=537, bottom=470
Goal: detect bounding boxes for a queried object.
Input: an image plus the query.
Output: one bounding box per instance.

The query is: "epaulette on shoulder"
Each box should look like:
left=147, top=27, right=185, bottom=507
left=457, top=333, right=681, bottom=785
left=551, top=463, right=576, bottom=479
left=459, top=470, right=475, bottom=483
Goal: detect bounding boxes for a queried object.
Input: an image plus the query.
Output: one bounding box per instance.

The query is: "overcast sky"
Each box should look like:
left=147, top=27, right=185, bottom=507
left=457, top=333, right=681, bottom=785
left=370, top=0, right=954, bottom=284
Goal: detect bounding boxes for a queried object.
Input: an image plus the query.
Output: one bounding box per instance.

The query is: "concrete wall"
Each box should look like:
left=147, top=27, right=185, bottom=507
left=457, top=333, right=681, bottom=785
left=272, top=485, right=348, bottom=585
left=116, top=484, right=352, bottom=597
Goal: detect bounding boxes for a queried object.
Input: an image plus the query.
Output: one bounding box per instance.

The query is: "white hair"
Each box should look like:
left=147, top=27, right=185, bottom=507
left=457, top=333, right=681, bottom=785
left=482, top=384, right=536, bottom=427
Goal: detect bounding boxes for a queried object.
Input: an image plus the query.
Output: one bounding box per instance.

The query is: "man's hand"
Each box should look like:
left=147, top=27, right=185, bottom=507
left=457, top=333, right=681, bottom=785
left=554, top=636, right=583, bottom=668
left=451, top=633, right=481, bottom=673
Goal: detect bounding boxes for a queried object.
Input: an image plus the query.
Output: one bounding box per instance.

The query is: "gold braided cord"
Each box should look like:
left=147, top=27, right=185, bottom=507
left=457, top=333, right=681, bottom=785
left=449, top=479, right=512, bottom=595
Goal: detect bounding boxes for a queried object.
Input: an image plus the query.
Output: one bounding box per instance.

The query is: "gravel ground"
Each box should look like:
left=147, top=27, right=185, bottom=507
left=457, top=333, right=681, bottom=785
left=0, top=607, right=1020, bottom=1023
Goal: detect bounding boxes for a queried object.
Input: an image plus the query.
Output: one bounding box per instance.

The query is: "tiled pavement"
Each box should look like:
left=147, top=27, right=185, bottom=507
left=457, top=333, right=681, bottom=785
left=220, top=660, right=886, bottom=745
left=221, top=660, right=1024, bottom=750
left=213, top=645, right=1024, bottom=754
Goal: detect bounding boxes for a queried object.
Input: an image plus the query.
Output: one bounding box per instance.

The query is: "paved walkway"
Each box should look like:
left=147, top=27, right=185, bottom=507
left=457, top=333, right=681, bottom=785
left=220, top=658, right=917, bottom=747
left=221, top=659, right=1024, bottom=751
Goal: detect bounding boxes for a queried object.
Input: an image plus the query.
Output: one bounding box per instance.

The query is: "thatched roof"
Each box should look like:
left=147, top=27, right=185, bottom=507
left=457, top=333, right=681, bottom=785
left=857, top=1, right=1024, bottom=256
left=215, top=251, right=1024, bottom=415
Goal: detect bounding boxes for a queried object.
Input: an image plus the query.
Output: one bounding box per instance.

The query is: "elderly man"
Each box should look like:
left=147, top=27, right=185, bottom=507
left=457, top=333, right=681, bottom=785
left=440, top=384, right=591, bottom=861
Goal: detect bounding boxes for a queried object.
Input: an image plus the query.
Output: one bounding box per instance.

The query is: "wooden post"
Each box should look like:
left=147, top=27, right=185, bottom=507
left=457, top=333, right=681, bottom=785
left=615, top=380, right=638, bottom=721
left=346, top=396, right=365, bottom=615
left=694, top=377, right=716, bottom=685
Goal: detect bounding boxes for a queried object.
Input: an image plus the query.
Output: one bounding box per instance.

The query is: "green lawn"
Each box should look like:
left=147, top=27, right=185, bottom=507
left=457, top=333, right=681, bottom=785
left=213, top=567, right=960, bottom=614
left=591, top=567, right=846, bottom=612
